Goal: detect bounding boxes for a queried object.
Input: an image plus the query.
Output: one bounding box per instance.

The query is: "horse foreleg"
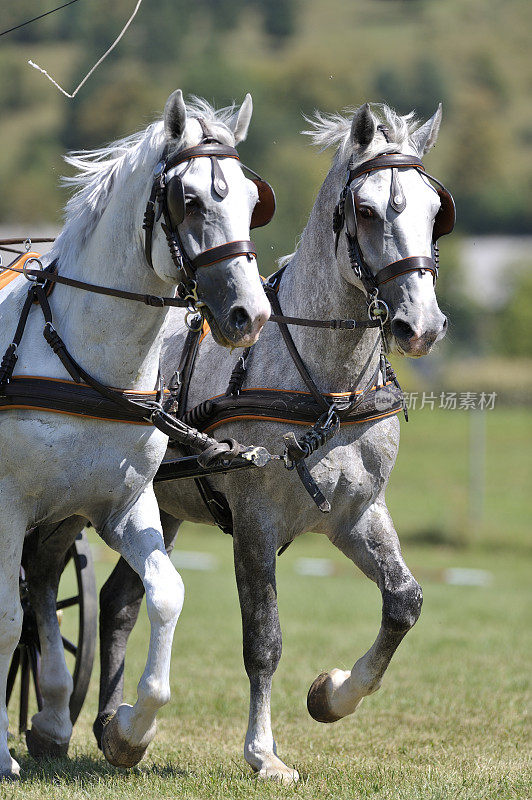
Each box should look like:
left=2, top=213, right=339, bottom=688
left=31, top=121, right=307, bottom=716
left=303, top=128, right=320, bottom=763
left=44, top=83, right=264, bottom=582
left=24, top=518, right=84, bottom=758
left=98, top=489, right=184, bottom=768
left=307, top=501, right=422, bottom=723
left=0, top=491, right=26, bottom=779
left=233, top=520, right=299, bottom=783
left=94, top=510, right=181, bottom=749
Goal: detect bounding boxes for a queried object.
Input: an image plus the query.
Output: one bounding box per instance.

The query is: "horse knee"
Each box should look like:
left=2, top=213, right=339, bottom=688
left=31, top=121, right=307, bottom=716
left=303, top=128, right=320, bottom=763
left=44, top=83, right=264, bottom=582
left=382, top=580, right=422, bottom=632
left=0, top=600, right=22, bottom=654
left=243, top=620, right=282, bottom=678
left=145, top=567, right=184, bottom=629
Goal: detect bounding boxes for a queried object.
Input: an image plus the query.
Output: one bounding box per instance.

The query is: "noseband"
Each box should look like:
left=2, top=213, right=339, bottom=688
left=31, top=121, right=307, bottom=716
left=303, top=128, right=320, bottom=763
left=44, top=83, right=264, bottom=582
left=143, top=120, right=276, bottom=307
left=333, top=149, right=455, bottom=304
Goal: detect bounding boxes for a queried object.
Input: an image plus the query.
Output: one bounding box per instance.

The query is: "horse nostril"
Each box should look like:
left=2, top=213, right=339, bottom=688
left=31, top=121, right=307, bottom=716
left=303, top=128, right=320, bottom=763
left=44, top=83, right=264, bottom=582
left=391, top=318, right=416, bottom=342
left=229, top=306, right=252, bottom=333
left=442, top=315, right=448, bottom=333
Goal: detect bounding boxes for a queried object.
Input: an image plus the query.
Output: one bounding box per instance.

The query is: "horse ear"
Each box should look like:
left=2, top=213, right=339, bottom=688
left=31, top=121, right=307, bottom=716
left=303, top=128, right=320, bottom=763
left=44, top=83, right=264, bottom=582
left=411, top=103, right=442, bottom=156
left=351, top=103, right=377, bottom=149
left=229, top=93, right=253, bottom=144
left=164, top=89, right=187, bottom=140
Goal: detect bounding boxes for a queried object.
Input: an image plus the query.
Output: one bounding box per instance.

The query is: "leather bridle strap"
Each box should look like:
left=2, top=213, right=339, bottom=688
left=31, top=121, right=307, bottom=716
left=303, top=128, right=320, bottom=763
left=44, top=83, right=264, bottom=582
left=190, top=240, right=256, bottom=270
left=165, top=142, right=239, bottom=169
left=266, top=288, right=330, bottom=412
left=264, top=266, right=380, bottom=330
left=374, top=255, right=436, bottom=287
left=348, top=153, right=425, bottom=182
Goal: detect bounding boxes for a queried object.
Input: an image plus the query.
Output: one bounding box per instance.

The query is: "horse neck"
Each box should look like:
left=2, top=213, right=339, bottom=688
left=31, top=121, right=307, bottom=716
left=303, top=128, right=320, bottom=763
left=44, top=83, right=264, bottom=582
left=48, top=175, right=173, bottom=390
left=274, top=164, right=381, bottom=393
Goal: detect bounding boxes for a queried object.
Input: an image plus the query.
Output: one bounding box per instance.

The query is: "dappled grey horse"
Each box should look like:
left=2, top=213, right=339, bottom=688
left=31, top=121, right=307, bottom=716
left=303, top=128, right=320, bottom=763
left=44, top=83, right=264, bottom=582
left=0, top=90, right=271, bottom=779
left=36, top=103, right=450, bottom=780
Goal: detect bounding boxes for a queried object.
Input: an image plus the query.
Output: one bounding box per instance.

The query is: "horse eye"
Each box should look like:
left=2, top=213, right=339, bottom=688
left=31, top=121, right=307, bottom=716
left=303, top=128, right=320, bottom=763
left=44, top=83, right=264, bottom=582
left=358, top=206, right=374, bottom=219
left=185, top=198, right=203, bottom=215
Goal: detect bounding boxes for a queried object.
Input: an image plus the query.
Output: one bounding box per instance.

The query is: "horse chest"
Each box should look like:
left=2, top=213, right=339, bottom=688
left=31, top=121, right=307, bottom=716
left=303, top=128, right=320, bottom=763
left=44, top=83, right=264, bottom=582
left=0, top=413, right=167, bottom=524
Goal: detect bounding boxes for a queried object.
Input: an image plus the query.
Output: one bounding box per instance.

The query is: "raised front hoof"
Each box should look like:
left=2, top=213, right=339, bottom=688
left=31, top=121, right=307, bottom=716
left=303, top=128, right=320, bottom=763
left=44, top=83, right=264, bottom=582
left=101, top=711, right=154, bottom=768
left=26, top=727, right=69, bottom=759
left=307, top=672, right=343, bottom=723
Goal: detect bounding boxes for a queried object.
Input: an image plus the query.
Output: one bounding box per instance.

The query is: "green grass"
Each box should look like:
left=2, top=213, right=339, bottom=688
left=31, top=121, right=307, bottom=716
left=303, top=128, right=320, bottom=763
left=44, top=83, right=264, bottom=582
left=5, top=408, right=531, bottom=798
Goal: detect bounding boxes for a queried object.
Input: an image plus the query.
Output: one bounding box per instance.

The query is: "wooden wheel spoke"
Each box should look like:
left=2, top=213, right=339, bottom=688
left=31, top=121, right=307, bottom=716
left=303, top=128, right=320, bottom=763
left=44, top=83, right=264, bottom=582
left=6, top=647, right=20, bottom=705
left=62, top=636, right=77, bottom=656
left=56, top=595, right=80, bottom=610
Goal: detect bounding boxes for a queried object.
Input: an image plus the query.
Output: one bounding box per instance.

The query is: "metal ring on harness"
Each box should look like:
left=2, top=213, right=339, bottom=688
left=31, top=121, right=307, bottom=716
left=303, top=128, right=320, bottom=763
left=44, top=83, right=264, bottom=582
left=367, top=297, right=389, bottom=324
left=184, top=310, right=203, bottom=331
left=22, top=257, right=44, bottom=283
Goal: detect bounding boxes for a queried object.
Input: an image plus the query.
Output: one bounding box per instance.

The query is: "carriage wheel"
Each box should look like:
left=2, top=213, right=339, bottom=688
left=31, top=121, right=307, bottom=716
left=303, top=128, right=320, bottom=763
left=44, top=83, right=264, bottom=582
left=6, top=530, right=97, bottom=734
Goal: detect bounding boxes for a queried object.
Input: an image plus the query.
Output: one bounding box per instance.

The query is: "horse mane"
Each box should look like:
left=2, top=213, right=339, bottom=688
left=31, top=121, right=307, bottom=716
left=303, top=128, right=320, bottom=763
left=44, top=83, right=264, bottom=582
left=302, top=103, right=419, bottom=162
left=54, top=97, right=239, bottom=262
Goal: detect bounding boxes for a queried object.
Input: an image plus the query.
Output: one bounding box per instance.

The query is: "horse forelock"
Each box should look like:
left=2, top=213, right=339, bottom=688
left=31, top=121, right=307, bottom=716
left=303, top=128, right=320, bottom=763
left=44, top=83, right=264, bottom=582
left=53, top=97, right=239, bottom=264
left=302, top=103, right=420, bottom=166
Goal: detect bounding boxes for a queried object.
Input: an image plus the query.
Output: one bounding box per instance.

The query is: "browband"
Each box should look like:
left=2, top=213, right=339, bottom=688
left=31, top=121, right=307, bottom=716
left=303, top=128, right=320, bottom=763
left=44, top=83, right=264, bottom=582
left=349, top=153, right=425, bottom=182
left=165, top=143, right=240, bottom=171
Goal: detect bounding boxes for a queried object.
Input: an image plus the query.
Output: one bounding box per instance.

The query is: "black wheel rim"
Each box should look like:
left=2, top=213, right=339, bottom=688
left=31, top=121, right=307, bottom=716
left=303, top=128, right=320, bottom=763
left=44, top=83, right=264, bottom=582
left=7, top=530, right=97, bottom=733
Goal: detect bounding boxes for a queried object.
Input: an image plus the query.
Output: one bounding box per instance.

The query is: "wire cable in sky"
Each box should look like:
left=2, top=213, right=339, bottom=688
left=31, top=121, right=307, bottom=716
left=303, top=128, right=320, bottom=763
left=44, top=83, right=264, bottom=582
left=28, top=0, right=144, bottom=98
left=0, top=0, right=83, bottom=38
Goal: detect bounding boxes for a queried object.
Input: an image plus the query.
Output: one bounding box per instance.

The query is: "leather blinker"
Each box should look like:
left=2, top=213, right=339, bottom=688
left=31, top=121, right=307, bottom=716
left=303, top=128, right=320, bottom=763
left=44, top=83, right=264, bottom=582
left=344, top=188, right=357, bottom=237
left=433, top=187, right=455, bottom=240
left=250, top=179, right=276, bottom=229
left=165, top=173, right=186, bottom=226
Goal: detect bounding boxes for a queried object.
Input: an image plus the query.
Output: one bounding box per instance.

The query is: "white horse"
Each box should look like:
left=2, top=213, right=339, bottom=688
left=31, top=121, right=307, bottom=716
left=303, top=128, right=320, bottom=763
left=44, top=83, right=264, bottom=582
left=0, top=89, right=270, bottom=779
left=28, top=102, right=450, bottom=781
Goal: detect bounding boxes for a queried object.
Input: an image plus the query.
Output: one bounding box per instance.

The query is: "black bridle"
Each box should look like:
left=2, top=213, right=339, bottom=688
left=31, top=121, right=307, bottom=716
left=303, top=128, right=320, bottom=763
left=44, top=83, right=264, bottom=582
left=142, top=122, right=276, bottom=310
left=333, top=150, right=456, bottom=307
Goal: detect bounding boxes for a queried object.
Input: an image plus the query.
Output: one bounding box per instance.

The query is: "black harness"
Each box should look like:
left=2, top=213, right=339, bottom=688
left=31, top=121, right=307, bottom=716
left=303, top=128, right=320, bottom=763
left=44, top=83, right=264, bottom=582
left=157, top=145, right=456, bottom=534
left=0, top=120, right=276, bottom=469
left=143, top=118, right=275, bottom=306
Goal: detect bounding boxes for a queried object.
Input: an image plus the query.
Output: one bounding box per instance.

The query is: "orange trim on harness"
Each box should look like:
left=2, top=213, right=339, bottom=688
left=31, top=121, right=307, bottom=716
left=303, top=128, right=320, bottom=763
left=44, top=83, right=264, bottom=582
left=202, top=408, right=401, bottom=434
left=0, top=404, right=154, bottom=425
left=0, top=252, right=42, bottom=292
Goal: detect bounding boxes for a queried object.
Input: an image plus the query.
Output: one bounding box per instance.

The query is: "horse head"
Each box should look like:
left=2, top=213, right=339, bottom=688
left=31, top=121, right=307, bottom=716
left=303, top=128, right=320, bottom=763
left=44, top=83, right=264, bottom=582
left=148, top=90, right=271, bottom=348
left=333, top=103, right=452, bottom=357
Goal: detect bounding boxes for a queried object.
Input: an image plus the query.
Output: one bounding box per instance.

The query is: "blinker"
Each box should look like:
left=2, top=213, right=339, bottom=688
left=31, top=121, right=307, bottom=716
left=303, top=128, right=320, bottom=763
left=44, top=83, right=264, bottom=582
left=165, top=174, right=186, bottom=226
left=344, top=188, right=357, bottom=237
left=250, top=179, right=276, bottom=229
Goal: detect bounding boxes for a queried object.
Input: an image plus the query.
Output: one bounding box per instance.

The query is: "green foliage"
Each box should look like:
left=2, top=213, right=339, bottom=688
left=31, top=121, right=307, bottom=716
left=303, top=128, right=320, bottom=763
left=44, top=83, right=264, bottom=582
left=492, top=266, right=532, bottom=357
left=0, top=0, right=531, bottom=241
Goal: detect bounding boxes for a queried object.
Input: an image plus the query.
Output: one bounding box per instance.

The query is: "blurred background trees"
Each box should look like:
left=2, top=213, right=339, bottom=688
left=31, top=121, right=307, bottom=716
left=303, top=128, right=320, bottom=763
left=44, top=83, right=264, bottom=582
left=0, top=0, right=531, bottom=379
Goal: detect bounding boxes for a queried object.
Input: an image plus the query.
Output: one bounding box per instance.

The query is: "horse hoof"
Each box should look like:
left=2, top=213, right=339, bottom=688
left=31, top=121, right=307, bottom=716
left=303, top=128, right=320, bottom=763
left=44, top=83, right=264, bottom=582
left=255, top=766, right=300, bottom=784
left=307, top=672, right=343, bottom=723
left=101, top=711, right=154, bottom=768
left=26, top=726, right=69, bottom=759
left=93, top=712, right=115, bottom=751
left=0, top=767, right=20, bottom=782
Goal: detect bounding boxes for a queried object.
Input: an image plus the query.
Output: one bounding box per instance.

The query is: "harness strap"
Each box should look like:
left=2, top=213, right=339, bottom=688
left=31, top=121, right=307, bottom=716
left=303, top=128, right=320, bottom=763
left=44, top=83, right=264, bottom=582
left=374, top=255, right=437, bottom=287
left=2, top=259, right=190, bottom=308
left=189, top=240, right=256, bottom=270
left=265, top=288, right=330, bottom=412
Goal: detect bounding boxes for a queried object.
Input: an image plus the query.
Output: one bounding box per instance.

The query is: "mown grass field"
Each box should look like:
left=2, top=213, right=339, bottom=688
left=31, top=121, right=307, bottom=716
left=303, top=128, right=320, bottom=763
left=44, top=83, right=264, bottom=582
left=5, top=408, right=531, bottom=799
